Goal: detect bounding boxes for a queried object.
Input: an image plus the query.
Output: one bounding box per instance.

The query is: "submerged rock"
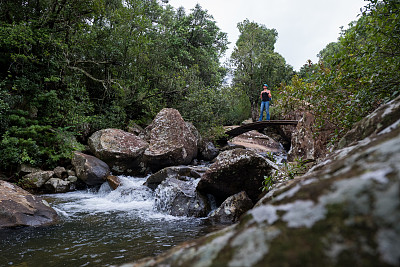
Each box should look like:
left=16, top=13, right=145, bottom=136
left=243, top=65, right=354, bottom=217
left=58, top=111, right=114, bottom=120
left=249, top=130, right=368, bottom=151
left=123, top=97, right=400, bottom=267
left=143, top=108, right=198, bottom=172
left=0, top=181, right=59, bottom=228
left=197, top=148, right=278, bottom=204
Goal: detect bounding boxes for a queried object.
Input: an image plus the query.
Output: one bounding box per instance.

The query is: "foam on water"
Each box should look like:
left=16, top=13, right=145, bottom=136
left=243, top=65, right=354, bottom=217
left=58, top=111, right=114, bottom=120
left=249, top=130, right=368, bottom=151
left=1, top=175, right=220, bottom=267
left=48, top=175, right=184, bottom=221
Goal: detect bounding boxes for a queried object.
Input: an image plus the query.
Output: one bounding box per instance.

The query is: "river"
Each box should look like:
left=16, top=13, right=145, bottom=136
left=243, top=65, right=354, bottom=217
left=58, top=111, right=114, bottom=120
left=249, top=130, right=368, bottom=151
left=0, top=176, right=222, bottom=267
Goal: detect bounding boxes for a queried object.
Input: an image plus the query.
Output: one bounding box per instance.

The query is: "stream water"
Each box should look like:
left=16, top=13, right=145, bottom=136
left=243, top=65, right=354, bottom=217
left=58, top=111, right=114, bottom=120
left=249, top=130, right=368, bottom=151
left=1, top=151, right=288, bottom=267
left=0, top=176, right=222, bottom=267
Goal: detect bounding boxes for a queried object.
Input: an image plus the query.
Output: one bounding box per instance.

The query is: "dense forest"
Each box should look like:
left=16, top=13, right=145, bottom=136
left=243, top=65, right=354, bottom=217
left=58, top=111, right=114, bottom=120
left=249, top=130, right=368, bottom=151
left=0, top=0, right=399, bottom=178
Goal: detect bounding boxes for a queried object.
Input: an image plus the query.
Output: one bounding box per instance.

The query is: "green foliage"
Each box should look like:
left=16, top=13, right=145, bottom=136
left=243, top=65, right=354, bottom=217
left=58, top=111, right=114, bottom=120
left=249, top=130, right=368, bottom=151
left=261, top=175, right=274, bottom=192
left=0, top=110, right=85, bottom=172
left=0, top=0, right=230, bottom=173
left=281, top=158, right=308, bottom=180
left=275, top=0, right=400, bottom=145
left=177, top=82, right=250, bottom=138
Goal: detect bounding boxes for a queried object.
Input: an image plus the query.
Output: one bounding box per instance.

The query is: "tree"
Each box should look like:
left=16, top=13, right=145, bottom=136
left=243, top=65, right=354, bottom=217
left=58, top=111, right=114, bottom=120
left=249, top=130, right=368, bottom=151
left=231, top=19, right=293, bottom=121
left=275, top=0, right=400, bottom=147
left=0, top=0, right=230, bottom=174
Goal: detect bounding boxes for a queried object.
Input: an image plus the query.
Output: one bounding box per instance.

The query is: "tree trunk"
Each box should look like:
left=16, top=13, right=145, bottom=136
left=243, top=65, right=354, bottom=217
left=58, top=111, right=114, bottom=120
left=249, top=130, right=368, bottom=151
left=251, top=101, right=259, bottom=122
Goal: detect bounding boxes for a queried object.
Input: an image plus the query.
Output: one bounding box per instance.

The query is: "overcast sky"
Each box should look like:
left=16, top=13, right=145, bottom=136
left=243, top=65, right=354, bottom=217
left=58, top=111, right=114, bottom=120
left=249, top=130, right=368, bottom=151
left=168, top=0, right=366, bottom=71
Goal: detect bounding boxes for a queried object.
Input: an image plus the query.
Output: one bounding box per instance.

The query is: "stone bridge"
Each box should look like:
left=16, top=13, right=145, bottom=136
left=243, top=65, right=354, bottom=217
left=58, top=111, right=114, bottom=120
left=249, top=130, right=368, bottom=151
left=218, top=120, right=298, bottom=144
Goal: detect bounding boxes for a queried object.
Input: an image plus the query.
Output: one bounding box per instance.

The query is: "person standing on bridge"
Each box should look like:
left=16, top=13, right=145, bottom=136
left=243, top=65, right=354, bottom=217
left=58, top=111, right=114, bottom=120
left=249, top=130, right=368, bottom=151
left=259, top=84, right=272, bottom=121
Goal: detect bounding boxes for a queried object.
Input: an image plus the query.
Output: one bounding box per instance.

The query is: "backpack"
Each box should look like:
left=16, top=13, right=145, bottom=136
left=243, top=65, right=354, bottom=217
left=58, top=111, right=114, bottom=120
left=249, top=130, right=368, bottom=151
left=261, top=91, right=271, bottom=101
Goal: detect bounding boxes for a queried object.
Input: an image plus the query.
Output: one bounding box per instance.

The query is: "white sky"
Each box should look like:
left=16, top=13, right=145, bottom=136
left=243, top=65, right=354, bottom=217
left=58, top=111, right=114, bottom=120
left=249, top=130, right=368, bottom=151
left=168, top=0, right=366, bottom=71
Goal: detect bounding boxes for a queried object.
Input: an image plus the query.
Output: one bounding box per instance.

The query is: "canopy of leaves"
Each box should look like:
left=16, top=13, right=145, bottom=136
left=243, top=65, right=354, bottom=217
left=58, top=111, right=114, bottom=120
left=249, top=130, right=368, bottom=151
left=0, top=0, right=229, bottom=174
left=275, top=0, right=400, bottom=145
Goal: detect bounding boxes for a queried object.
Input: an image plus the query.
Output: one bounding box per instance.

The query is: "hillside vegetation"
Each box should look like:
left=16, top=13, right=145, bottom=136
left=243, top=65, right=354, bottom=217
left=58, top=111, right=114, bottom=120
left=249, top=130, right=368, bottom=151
left=0, top=0, right=399, bottom=178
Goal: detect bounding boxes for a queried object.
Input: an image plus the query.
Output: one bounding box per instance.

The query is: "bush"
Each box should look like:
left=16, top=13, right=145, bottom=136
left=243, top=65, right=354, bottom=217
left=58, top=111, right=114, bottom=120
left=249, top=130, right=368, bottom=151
left=0, top=110, right=85, bottom=174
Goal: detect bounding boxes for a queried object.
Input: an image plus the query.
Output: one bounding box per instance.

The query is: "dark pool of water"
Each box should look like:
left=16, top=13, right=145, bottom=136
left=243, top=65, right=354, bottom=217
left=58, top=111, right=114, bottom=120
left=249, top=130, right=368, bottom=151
left=0, top=176, right=222, bottom=267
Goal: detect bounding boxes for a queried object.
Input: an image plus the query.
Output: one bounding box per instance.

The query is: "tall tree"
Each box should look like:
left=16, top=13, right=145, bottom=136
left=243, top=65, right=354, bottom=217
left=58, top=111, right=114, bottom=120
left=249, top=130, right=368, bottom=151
left=231, top=19, right=293, bottom=121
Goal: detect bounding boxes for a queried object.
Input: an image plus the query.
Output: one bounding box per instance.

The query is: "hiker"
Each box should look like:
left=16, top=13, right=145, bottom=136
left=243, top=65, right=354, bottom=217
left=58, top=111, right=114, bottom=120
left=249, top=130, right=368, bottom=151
left=259, top=84, right=272, bottom=121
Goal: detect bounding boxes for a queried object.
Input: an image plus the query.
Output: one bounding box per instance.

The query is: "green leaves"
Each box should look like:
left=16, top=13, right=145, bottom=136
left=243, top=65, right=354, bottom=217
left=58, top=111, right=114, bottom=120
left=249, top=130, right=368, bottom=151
left=0, top=0, right=232, bottom=173
left=276, top=0, right=400, bottom=147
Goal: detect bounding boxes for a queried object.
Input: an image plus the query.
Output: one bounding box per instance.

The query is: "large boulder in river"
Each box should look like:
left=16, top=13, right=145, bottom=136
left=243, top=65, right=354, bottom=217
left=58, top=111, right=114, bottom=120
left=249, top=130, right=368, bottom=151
left=124, top=98, right=400, bottom=267
left=154, top=177, right=210, bottom=217
left=0, top=181, right=58, bottom=228
left=72, top=152, right=110, bottom=186
left=143, top=108, right=198, bottom=172
left=197, top=148, right=278, bottom=204
left=88, top=128, right=149, bottom=175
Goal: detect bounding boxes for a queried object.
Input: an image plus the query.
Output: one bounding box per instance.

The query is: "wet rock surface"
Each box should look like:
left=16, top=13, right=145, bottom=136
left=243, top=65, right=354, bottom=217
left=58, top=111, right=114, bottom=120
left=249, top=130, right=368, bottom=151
left=144, top=165, right=204, bottom=190
left=107, top=175, right=122, bottom=190
left=197, top=148, right=278, bottom=204
left=123, top=97, right=400, bottom=267
left=154, top=177, right=210, bottom=217
left=0, top=181, right=59, bottom=228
